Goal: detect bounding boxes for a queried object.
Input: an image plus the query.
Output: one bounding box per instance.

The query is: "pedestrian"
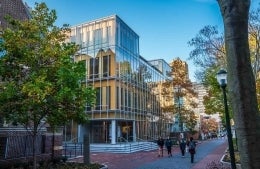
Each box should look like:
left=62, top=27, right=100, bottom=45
left=179, top=138, right=186, bottom=157
left=188, top=137, right=196, bottom=163
left=157, top=136, right=164, bottom=157
left=165, top=136, right=172, bottom=157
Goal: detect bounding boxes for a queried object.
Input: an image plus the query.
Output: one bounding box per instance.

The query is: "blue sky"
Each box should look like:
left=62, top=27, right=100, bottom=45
left=23, top=0, right=259, bottom=82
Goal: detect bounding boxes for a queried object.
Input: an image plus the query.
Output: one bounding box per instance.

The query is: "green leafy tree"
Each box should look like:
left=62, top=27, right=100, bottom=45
left=0, top=3, right=95, bottom=169
left=188, top=26, right=232, bottom=126
left=189, top=3, right=260, bottom=112
left=217, top=1, right=260, bottom=168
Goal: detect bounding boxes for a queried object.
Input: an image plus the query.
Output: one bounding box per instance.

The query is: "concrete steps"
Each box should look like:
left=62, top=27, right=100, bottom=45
left=90, top=141, right=158, bottom=153
left=63, top=141, right=158, bottom=158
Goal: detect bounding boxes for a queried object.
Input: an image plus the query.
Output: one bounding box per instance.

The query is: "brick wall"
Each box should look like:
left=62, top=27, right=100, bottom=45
left=0, top=0, right=30, bottom=29
left=0, top=127, right=63, bottom=159
left=44, top=132, right=63, bottom=156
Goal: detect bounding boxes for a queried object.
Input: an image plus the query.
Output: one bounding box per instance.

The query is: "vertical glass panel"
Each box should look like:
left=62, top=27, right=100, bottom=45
left=121, top=88, right=124, bottom=110
left=96, top=87, right=101, bottom=110
left=106, top=26, right=111, bottom=43
left=94, top=57, right=99, bottom=78
left=89, top=58, right=94, bottom=79
left=106, top=86, right=111, bottom=109
left=103, top=55, right=110, bottom=77
left=116, top=87, right=119, bottom=109
left=94, top=28, right=102, bottom=45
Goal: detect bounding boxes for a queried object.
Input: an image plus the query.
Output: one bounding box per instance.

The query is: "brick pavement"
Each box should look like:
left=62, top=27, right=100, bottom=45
left=192, top=139, right=227, bottom=169
left=69, top=139, right=228, bottom=169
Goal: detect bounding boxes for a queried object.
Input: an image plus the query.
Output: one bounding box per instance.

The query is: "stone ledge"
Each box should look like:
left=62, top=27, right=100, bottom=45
left=220, top=154, right=241, bottom=169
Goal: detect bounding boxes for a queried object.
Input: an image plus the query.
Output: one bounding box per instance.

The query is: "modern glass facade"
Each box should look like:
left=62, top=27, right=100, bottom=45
left=65, top=15, right=171, bottom=143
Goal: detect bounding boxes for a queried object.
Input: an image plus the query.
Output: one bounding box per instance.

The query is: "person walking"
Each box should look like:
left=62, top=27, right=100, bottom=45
left=157, top=137, right=164, bottom=157
left=165, top=136, right=172, bottom=157
left=188, top=137, right=196, bottom=163
left=179, top=138, right=186, bottom=157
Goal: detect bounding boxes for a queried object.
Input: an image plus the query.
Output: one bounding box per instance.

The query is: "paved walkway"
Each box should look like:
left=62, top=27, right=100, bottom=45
left=71, top=138, right=228, bottom=169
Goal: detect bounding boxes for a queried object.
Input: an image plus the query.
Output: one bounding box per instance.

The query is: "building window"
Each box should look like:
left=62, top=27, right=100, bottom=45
left=106, top=26, right=111, bottom=43
left=116, top=87, right=119, bottom=109
left=94, top=28, right=102, bottom=45
left=106, top=86, right=111, bottom=109
left=89, top=57, right=99, bottom=79
left=103, top=55, right=110, bottom=77
left=95, top=87, right=101, bottom=110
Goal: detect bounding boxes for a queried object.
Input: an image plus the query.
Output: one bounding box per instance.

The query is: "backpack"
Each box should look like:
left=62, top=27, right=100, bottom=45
left=189, top=141, right=196, bottom=154
left=189, top=141, right=195, bottom=150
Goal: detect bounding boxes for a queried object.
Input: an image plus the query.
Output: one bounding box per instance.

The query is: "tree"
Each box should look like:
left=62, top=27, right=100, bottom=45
left=217, top=1, right=260, bottom=168
left=188, top=25, right=226, bottom=71
left=201, top=117, right=219, bottom=134
left=249, top=5, right=260, bottom=109
left=185, top=110, right=198, bottom=134
left=161, top=58, right=198, bottom=133
left=0, top=3, right=95, bottom=169
left=249, top=4, right=260, bottom=79
left=187, top=3, right=260, bottom=127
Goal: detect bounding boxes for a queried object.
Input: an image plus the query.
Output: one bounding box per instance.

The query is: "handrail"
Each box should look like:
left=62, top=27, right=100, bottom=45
left=71, top=137, right=78, bottom=143
left=117, top=136, right=128, bottom=142
left=144, top=135, right=157, bottom=142
left=117, top=136, right=128, bottom=146
left=128, top=136, right=146, bottom=142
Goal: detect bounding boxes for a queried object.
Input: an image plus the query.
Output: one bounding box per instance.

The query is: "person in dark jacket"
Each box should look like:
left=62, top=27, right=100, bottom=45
left=165, top=136, right=172, bottom=157
left=179, top=138, right=186, bottom=157
left=188, top=137, right=196, bottom=163
left=157, top=137, right=164, bottom=157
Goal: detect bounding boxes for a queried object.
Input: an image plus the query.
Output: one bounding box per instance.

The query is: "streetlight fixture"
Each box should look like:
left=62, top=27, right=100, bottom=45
left=216, top=69, right=236, bottom=169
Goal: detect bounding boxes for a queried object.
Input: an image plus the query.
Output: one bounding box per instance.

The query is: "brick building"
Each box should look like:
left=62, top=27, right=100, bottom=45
left=0, top=0, right=30, bottom=29
left=0, top=0, right=63, bottom=161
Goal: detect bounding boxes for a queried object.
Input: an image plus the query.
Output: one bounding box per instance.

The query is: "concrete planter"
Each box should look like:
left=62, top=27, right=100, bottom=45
left=100, top=164, right=108, bottom=169
left=220, top=154, right=241, bottom=169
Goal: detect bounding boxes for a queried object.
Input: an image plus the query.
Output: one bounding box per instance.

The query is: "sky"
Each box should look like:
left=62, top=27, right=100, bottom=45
left=23, top=0, right=259, bottom=82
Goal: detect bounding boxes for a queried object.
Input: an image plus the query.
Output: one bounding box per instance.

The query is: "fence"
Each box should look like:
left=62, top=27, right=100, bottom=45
left=0, top=135, right=43, bottom=159
left=63, top=142, right=83, bottom=158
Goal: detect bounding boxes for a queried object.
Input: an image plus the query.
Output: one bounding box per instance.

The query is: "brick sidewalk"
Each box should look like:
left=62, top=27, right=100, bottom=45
left=69, top=139, right=228, bottom=169
left=192, top=140, right=227, bottom=169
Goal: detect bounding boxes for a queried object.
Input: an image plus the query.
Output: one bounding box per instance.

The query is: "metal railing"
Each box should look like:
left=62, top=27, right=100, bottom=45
left=62, top=136, right=158, bottom=157
left=0, top=135, right=43, bottom=160
left=63, top=142, right=83, bottom=158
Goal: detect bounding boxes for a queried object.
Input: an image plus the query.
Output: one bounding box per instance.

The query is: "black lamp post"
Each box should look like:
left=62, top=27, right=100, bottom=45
left=216, top=69, right=236, bottom=169
left=174, top=86, right=183, bottom=132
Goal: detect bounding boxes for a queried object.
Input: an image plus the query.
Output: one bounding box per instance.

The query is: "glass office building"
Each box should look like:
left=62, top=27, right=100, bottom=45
left=65, top=15, right=171, bottom=144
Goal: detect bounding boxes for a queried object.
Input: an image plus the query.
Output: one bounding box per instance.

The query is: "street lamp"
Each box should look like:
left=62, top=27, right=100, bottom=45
left=174, top=86, right=183, bottom=132
left=216, top=69, right=236, bottom=169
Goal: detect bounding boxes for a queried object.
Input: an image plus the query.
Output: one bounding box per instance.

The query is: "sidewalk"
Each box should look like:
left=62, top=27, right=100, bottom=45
left=70, top=139, right=228, bottom=169
left=192, top=139, right=227, bottom=169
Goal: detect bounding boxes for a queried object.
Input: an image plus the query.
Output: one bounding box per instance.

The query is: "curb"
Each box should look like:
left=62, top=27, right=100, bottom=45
left=220, top=154, right=241, bottom=169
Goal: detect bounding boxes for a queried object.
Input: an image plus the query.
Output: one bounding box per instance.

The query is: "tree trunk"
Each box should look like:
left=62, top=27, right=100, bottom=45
left=51, top=128, right=55, bottom=160
left=83, top=134, right=90, bottom=164
left=83, top=124, right=90, bottom=164
left=33, top=130, right=37, bottom=169
left=217, top=1, right=260, bottom=168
